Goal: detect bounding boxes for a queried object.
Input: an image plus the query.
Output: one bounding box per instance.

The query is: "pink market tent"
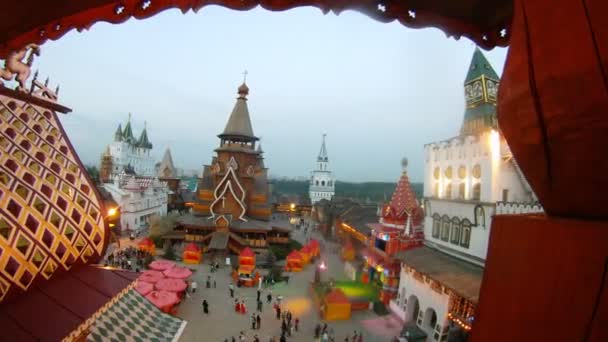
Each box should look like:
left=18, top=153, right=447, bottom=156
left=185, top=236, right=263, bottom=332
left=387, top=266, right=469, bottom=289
left=145, top=290, right=180, bottom=311
left=139, top=270, right=165, bottom=284
left=149, top=260, right=176, bottom=271
left=135, top=281, right=154, bottom=296
left=163, top=267, right=193, bottom=279
left=155, top=278, right=188, bottom=293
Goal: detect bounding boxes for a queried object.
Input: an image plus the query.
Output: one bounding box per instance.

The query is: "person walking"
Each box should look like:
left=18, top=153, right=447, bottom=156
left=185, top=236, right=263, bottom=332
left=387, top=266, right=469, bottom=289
left=202, top=299, right=209, bottom=314
left=213, top=277, right=216, bottom=288
left=281, top=319, right=287, bottom=337
left=229, top=283, right=235, bottom=298
left=256, top=313, right=261, bottom=330
left=257, top=289, right=261, bottom=302
left=251, top=314, right=256, bottom=330
left=257, top=299, right=263, bottom=312
left=294, top=317, right=299, bottom=332
left=191, top=281, right=198, bottom=294
left=276, top=305, right=281, bottom=320
left=239, top=331, right=245, bottom=341
left=206, top=275, right=211, bottom=289
left=241, top=300, right=247, bottom=314
left=286, top=311, right=292, bottom=326
left=267, top=290, right=272, bottom=304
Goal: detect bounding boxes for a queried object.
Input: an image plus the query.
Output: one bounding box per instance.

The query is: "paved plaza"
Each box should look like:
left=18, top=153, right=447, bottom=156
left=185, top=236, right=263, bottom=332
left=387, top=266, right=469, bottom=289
left=169, top=229, right=396, bottom=342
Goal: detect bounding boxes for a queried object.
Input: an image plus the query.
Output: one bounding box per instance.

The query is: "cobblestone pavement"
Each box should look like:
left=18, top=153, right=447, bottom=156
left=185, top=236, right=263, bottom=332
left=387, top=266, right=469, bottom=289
left=174, top=228, right=395, bottom=342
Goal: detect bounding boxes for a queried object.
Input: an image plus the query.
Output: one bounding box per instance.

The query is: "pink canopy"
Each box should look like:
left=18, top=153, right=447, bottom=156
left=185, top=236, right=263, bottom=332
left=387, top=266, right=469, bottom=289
left=149, top=260, right=176, bottom=271
left=163, top=266, right=193, bottom=279
left=139, top=270, right=165, bottom=284
left=155, top=278, right=188, bottom=292
left=135, top=281, right=154, bottom=296
left=145, top=290, right=180, bottom=309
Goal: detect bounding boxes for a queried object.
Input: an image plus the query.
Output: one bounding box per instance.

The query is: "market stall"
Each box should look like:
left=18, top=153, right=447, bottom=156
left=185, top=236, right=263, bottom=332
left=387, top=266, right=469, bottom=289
left=299, top=245, right=312, bottom=265
left=182, top=243, right=202, bottom=264
left=285, top=250, right=303, bottom=272
left=341, top=241, right=355, bottom=261
left=138, top=237, right=156, bottom=256
left=237, top=247, right=257, bottom=287
left=322, top=289, right=351, bottom=321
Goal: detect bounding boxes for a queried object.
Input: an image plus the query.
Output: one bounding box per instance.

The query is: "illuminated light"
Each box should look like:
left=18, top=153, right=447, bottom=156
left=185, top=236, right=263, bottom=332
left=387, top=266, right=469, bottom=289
left=290, top=203, right=296, bottom=210
left=489, top=129, right=500, bottom=158
left=109, top=223, right=115, bottom=228
left=107, top=207, right=118, bottom=217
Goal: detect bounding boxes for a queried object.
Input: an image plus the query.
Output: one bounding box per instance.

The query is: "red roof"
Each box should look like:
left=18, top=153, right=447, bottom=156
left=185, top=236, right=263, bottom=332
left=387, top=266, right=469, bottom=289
left=389, top=171, right=420, bottom=217
left=286, top=250, right=302, bottom=260
left=183, top=243, right=200, bottom=252
left=240, top=247, right=255, bottom=258
left=0, top=266, right=136, bottom=341
left=139, top=237, right=155, bottom=247
left=325, top=289, right=349, bottom=304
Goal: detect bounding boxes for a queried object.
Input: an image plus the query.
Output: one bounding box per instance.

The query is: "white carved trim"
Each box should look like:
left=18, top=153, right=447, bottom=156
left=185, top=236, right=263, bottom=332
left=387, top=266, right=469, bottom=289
left=210, top=167, right=247, bottom=221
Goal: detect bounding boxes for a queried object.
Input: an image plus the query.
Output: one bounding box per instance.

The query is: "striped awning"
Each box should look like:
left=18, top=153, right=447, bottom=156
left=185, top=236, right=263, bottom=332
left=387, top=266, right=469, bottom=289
left=87, top=289, right=186, bottom=342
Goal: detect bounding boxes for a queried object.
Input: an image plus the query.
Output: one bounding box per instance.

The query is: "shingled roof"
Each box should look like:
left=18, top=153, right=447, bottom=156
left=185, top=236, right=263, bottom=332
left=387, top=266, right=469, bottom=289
left=219, top=83, right=257, bottom=140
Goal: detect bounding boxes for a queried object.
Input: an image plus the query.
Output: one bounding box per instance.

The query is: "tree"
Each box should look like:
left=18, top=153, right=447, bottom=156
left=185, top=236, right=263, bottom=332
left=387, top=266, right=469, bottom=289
left=149, top=212, right=179, bottom=237
left=85, top=165, right=100, bottom=184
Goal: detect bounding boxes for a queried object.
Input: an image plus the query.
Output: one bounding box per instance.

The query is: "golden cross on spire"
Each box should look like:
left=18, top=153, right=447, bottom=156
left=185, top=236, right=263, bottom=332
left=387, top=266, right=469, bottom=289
left=242, top=70, right=248, bottom=83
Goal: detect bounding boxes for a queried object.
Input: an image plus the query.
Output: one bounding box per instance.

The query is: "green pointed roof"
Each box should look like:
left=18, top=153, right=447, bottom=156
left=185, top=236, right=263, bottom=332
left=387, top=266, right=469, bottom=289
left=464, top=48, right=499, bottom=83
left=122, top=114, right=135, bottom=143
left=114, top=124, right=123, bottom=142
left=137, top=123, right=153, bottom=149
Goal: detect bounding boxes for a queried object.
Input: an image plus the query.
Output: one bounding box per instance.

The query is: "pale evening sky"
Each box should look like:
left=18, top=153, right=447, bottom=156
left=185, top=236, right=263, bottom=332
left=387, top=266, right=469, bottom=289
left=35, top=6, right=507, bottom=183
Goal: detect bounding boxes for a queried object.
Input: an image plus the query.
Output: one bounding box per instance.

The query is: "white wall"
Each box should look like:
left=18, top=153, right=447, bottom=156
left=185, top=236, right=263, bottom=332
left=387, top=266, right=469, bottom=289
left=108, top=141, right=155, bottom=177
left=423, top=200, right=493, bottom=264
left=397, top=266, right=450, bottom=342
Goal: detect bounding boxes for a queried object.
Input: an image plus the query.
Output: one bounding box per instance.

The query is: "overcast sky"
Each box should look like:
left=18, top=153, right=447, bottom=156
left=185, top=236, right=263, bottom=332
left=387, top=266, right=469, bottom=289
left=36, top=6, right=507, bottom=183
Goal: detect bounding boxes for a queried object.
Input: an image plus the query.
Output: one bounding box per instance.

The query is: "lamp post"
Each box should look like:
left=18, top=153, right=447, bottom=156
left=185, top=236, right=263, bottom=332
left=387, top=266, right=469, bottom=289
left=314, top=261, right=326, bottom=284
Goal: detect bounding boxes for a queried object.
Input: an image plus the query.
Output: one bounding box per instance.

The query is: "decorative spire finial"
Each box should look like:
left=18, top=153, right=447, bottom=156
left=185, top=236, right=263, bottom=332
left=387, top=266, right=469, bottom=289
left=242, top=70, right=248, bottom=83
left=128, top=112, right=131, bottom=121
left=401, top=157, right=409, bottom=173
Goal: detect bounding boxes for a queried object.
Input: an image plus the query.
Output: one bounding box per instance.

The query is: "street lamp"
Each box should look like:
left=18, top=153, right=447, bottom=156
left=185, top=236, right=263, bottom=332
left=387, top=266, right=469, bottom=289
left=314, top=260, right=327, bottom=284
left=106, top=207, right=118, bottom=217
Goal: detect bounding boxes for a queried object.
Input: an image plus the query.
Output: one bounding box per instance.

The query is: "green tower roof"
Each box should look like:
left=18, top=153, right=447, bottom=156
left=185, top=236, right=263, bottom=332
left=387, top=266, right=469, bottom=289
left=464, top=47, right=499, bottom=83
left=122, top=114, right=135, bottom=143
left=137, top=124, right=153, bottom=149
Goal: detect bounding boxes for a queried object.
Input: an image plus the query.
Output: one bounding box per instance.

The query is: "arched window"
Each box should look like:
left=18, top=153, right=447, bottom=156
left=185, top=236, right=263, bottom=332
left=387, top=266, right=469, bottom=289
left=424, top=199, right=431, bottom=217
left=423, top=308, right=438, bottom=330
left=461, top=219, right=472, bottom=248
left=445, top=183, right=452, bottom=199
left=434, top=183, right=440, bottom=197
left=432, top=214, right=441, bottom=238
left=321, top=180, right=325, bottom=186
left=441, top=216, right=450, bottom=242
left=472, top=183, right=481, bottom=201
left=450, top=217, right=461, bottom=245
left=458, top=183, right=466, bottom=199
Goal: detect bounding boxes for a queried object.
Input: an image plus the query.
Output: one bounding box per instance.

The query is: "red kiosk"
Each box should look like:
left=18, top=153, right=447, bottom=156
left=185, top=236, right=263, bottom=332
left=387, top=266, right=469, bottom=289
left=138, top=237, right=156, bottom=256
left=285, top=250, right=303, bottom=272
left=237, top=247, right=258, bottom=287
left=182, top=243, right=201, bottom=264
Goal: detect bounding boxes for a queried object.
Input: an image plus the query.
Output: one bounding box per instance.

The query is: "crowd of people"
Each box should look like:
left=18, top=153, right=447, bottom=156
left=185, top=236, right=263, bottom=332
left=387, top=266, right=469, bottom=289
left=104, top=246, right=150, bottom=271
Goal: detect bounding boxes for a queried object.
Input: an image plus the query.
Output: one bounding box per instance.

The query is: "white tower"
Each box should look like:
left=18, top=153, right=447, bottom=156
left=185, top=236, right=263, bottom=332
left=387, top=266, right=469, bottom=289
left=309, top=134, right=335, bottom=204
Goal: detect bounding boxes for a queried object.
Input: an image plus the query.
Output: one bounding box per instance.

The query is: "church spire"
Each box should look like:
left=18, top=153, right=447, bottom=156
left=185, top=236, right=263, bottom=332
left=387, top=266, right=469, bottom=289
left=460, top=48, right=500, bottom=136
left=114, top=123, right=123, bottom=142
left=123, top=113, right=135, bottom=144
left=219, top=74, right=257, bottom=141
left=317, top=134, right=328, bottom=162
left=158, top=147, right=176, bottom=178
left=137, top=121, right=153, bottom=149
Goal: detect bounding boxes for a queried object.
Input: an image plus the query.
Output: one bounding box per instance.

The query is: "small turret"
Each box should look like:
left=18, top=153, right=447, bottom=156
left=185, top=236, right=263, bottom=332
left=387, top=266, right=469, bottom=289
left=114, top=124, right=123, bottom=142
